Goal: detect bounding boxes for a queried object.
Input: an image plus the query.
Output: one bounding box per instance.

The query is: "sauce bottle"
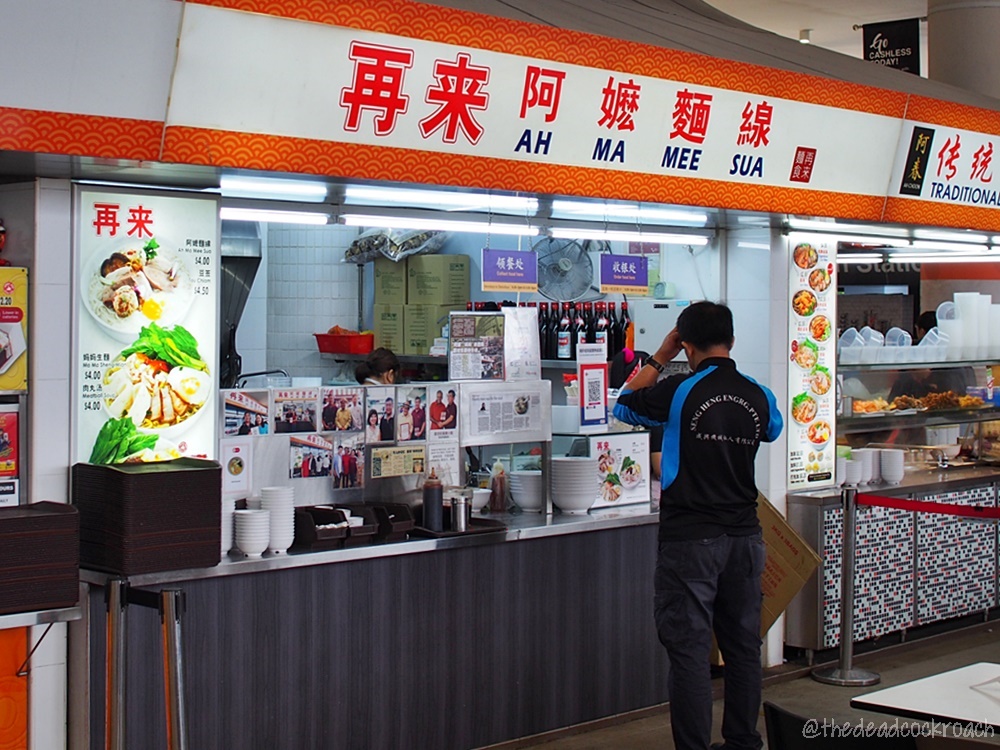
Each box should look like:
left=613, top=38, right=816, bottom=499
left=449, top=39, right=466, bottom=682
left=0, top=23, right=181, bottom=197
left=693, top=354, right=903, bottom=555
left=422, top=469, right=444, bottom=532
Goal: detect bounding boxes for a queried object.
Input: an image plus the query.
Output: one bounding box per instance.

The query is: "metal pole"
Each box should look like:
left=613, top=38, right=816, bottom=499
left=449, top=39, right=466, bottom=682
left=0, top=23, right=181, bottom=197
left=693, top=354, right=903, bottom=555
left=105, top=579, right=128, bottom=750
left=160, top=589, right=188, bottom=750
left=812, top=486, right=880, bottom=686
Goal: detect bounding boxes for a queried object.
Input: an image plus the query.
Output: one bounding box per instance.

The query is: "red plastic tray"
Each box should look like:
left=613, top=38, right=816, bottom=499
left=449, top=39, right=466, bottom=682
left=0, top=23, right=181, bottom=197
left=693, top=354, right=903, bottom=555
left=314, top=332, right=374, bottom=354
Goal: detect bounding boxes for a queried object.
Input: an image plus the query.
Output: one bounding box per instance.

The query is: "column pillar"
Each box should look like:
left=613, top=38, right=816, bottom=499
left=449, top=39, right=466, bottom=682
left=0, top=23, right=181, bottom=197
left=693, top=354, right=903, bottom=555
left=928, top=0, right=1000, bottom=99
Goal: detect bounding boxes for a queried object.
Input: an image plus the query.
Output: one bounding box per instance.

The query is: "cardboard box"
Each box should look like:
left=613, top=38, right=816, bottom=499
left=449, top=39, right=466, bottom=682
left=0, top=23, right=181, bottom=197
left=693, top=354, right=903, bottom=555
left=373, top=304, right=404, bottom=352
left=403, top=304, right=455, bottom=355
left=711, top=493, right=821, bottom=665
left=407, top=254, right=469, bottom=305
left=374, top=257, right=408, bottom=304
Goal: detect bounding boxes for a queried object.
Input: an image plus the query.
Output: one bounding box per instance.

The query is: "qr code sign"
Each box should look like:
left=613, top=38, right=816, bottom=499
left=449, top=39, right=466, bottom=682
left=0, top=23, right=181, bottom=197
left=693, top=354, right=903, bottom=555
left=586, top=377, right=602, bottom=404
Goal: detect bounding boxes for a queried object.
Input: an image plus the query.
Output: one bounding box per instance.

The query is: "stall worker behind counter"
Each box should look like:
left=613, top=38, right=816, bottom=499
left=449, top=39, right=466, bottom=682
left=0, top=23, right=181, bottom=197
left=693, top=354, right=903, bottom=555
left=612, top=301, right=782, bottom=750
left=887, top=310, right=976, bottom=404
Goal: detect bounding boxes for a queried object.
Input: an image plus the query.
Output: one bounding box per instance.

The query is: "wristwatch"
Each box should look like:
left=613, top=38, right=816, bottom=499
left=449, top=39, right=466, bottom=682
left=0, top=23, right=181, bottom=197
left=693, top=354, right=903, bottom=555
left=646, top=357, right=665, bottom=374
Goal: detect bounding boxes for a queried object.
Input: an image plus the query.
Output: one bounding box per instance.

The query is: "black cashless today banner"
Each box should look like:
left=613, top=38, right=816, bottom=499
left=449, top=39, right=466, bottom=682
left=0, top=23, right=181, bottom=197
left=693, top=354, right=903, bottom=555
left=862, top=18, right=921, bottom=75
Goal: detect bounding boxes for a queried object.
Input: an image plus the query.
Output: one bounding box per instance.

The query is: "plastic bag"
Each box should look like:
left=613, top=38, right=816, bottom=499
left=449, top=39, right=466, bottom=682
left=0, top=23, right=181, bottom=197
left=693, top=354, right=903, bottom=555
left=343, top=228, right=449, bottom=263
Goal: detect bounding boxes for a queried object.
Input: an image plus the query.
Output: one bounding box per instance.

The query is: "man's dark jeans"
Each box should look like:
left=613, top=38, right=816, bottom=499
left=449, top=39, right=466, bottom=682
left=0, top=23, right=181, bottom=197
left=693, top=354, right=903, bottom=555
left=654, top=532, right=767, bottom=750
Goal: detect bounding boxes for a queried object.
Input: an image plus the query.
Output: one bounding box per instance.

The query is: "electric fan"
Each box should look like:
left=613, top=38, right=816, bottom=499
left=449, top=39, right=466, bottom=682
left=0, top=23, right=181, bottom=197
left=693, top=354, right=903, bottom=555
left=534, top=237, right=604, bottom=302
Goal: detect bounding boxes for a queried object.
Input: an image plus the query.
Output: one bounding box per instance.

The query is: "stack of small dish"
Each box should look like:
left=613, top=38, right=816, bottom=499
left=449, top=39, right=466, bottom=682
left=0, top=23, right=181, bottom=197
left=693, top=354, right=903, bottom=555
left=234, top=509, right=270, bottom=558
left=510, top=471, right=544, bottom=512
left=260, top=486, right=295, bottom=554
left=551, top=457, right=599, bottom=514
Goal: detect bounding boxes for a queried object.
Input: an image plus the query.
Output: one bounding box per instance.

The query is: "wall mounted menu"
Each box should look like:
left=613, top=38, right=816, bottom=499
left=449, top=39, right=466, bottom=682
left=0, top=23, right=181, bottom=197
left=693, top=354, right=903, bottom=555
left=74, top=188, right=219, bottom=464
left=786, top=238, right=836, bottom=490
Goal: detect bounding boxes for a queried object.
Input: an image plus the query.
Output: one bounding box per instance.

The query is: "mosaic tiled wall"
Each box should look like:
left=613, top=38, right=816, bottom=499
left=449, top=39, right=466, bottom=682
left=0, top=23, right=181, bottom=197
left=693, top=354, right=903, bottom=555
left=915, top=486, right=997, bottom=625
left=822, top=504, right=914, bottom=649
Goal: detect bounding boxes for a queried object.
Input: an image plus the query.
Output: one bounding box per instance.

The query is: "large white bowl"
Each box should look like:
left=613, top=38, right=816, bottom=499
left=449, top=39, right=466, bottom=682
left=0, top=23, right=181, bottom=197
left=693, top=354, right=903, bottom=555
left=552, top=489, right=596, bottom=515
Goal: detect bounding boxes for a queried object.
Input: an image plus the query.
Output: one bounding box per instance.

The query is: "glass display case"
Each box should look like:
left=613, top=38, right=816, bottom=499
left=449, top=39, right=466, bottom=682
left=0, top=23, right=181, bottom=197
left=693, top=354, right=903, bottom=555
left=837, top=358, right=999, bottom=464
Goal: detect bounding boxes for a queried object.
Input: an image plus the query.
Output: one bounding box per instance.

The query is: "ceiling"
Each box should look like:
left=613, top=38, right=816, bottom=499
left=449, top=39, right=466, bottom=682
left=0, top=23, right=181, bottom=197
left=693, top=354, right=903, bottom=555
left=704, top=0, right=927, bottom=62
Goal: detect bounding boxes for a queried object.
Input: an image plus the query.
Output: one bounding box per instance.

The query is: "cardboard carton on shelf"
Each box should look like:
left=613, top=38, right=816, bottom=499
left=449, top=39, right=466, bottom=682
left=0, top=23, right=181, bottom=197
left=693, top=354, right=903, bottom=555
left=373, top=304, right=404, bottom=352
left=373, top=256, right=407, bottom=304
left=407, top=254, right=469, bottom=305
left=403, top=304, right=455, bottom=355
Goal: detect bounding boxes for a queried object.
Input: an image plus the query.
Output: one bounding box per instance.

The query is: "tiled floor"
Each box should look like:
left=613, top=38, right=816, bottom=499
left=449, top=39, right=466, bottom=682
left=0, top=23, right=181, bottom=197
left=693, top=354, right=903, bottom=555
left=490, top=623, right=1000, bottom=748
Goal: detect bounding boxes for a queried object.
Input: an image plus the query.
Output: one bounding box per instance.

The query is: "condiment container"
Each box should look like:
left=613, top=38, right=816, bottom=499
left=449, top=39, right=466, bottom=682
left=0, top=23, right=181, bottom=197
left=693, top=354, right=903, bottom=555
left=422, top=470, right=443, bottom=532
left=451, top=494, right=469, bottom=532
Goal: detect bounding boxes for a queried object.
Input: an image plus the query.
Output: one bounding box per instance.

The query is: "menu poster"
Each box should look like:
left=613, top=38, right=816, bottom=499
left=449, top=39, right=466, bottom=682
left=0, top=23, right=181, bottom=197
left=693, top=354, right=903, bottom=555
left=448, top=312, right=505, bottom=381
left=74, top=188, right=218, bottom=465
left=289, top=433, right=333, bottom=479
left=590, top=431, right=650, bottom=508
left=787, top=238, right=837, bottom=490
left=0, top=268, right=28, bottom=392
left=396, top=385, right=428, bottom=442
left=370, top=445, right=426, bottom=479
left=334, top=432, right=365, bottom=489
left=459, top=379, right=552, bottom=447
left=320, top=386, right=364, bottom=432
left=502, top=306, right=541, bottom=381
left=426, top=383, right=459, bottom=441
left=272, top=388, right=319, bottom=434
left=426, top=442, right=461, bottom=487
left=222, top=389, right=270, bottom=437
left=365, top=386, right=396, bottom=444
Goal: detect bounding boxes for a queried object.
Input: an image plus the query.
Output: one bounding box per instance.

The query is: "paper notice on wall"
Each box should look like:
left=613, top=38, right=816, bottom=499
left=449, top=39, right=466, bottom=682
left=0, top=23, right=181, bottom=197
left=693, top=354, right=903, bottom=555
left=426, top=442, right=461, bottom=487
left=448, top=312, right=505, bottom=381
left=459, top=379, right=552, bottom=447
left=370, top=445, right=426, bottom=479
left=502, top=306, right=541, bottom=381
left=220, top=437, right=252, bottom=494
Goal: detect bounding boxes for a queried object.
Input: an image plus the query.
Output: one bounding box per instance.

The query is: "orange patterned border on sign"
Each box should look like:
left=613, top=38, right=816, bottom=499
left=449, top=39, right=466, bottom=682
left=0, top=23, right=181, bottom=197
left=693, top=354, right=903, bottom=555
left=905, top=95, right=1000, bottom=136
left=163, top=125, right=883, bottom=220
left=187, top=0, right=908, bottom=119
left=0, top=628, right=27, bottom=750
left=0, top=107, right=161, bottom=161
left=882, top=197, right=1000, bottom=233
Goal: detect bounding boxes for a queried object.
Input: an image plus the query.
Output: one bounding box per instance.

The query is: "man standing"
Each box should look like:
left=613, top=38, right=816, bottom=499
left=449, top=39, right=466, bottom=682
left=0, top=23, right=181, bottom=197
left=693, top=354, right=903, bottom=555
left=379, top=397, right=395, bottom=442
left=429, top=390, right=446, bottom=430
left=412, top=395, right=426, bottom=439
left=441, top=389, right=457, bottom=430
left=613, top=302, right=782, bottom=750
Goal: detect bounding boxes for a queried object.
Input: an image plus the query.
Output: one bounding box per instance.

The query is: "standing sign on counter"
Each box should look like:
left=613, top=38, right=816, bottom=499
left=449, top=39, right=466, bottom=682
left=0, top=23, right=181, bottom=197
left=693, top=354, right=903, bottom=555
left=0, top=268, right=28, bottom=392
left=577, top=343, right=608, bottom=433
left=787, top=239, right=836, bottom=490
left=590, top=431, right=650, bottom=508
left=74, top=188, right=219, bottom=465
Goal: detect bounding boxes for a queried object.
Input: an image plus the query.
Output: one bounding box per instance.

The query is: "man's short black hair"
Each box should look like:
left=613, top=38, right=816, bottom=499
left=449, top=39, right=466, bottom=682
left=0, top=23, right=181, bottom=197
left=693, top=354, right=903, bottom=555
left=916, top=310, right=937, bottom=332
left=676, top=301, right=734, bottom=351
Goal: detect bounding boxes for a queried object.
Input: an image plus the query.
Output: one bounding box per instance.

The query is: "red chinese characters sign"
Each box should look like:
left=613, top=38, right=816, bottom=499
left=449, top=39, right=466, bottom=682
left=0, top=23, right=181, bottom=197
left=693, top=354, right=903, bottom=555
left=92, top=203, right=155, bottom=239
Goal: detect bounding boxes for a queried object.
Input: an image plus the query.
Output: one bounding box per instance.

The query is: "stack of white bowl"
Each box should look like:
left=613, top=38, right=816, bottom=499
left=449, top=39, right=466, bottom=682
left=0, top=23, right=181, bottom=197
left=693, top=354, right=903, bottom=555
left=852, top=448, right=877, bottom=486
left=260, top=486, right=295, bottom=554
left=234, top=509, right=270, bottom=558
left=843, top=459, right=863, bottom=487
left=835, top=456, right=847, bottom=487
left=509, top=470, right=545, bottom=513
left=880, top=449, right=905, bottom=485
left=551, top=457, right=600, bottom=514
left=221, top=497, right=237, bottom=554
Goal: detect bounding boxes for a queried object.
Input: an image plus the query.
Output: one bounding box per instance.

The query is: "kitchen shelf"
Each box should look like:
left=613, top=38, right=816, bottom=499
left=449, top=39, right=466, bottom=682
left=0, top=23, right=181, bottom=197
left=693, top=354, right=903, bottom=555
left=320, top=353, right=579, bottom=370
left=839, top=406, right=1000, bottom=434
left=839, top=358, right=998, bottom=372
left=0, top=605, right=82, bottom=631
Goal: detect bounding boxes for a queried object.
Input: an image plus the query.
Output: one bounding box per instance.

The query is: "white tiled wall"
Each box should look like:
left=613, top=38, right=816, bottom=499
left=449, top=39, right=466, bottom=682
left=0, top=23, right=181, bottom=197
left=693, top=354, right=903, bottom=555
left=265, top=224, right=360, bottom=379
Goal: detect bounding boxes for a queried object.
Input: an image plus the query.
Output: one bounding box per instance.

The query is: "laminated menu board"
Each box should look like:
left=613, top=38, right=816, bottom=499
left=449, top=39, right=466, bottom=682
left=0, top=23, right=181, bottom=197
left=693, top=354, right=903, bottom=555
left=74, top=188, right=219, bottom=465
left=786, top=238, right=836, bottom=490
left=0, top=268, right=28, bottom=392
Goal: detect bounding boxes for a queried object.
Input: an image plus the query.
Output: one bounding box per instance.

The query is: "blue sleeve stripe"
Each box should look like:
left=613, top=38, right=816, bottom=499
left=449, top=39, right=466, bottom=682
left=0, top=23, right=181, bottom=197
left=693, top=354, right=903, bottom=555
left=742, top=372, right=784, bottom=443
left=612, top=400, right=662, bottom=429
left=660, top=366, right=715, bottom=492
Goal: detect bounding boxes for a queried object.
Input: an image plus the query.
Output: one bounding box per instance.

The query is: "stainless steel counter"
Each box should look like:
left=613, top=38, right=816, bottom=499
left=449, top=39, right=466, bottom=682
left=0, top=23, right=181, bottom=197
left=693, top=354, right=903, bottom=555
left=788, top=463, right=1000, bottom=507
left=81, top=503, right=658, bottom=587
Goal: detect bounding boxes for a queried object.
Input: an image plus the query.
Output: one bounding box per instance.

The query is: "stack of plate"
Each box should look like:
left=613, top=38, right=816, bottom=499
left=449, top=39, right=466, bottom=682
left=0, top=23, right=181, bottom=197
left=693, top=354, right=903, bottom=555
left=260, top=486, right=295, bottom=554
left=234, top=509, right=270, bottom=558
left=551, top=457, right=600, bottom=514
left=509, top=471, right=544, bottom=512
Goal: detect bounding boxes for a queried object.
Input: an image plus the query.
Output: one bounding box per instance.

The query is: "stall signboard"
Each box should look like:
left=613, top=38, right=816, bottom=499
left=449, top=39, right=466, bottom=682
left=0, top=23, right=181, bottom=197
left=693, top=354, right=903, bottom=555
left=600, top=255, right=648, bottom=294
left=786, top=238, right=837, bottom=490
left=0, top=268, right=27, bottom=392
left=74, top=188, right=219, bottom=465
left=482, top=248, right=537, bottom=292
left=590, top=431, right=650, bottom=508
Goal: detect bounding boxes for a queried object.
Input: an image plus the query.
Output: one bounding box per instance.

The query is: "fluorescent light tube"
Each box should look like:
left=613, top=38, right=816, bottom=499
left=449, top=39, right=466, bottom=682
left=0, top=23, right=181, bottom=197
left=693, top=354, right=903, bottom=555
left=836, top=254, right=885, bottom=264
left=340, top=213, right=538, bottom=236
left=220, top=207, right=330, bottom=225
left=910, top=240, right=990, bottom=253
left=785, top=219, right=910, bottom=238
left=735, top=241, right=771, bottom=250
left=220, top=177, right=328, bottom=201
left=551, top=200, right=707, bottom=224
left=344, top=186, right=537, bottom=213
left=888, top=253, right=998, bottom=263
left=549, top=227, right=710, bottom=245
left=913, top=229, right=989, bottom=244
